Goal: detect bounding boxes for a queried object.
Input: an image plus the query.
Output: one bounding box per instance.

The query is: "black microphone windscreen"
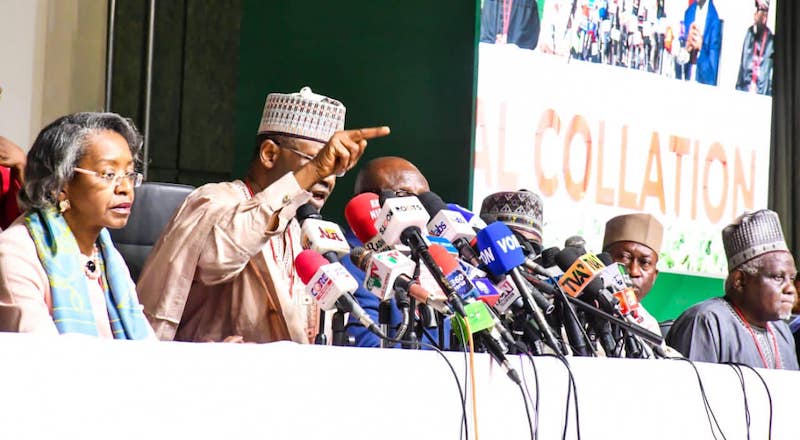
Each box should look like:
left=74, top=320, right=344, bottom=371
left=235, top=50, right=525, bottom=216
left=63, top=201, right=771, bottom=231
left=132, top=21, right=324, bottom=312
left=597, top=252, right=614, bottom=266
left=512, top=229, right=536, bottom=256
left=541, top=247, right=561, bottom=268
left=555, top=248, right=581, bottom=272
left=378, top=190, right=396, bottom=206
left=416, top=191, right=448, bottom=216
left=564, top=235, right=587, bottom=255
left=296, top=203, right=321, bottom=222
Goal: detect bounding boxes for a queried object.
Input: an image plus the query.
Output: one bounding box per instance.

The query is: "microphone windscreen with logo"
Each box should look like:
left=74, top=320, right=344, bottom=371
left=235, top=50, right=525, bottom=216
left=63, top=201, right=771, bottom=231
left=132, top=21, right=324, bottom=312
left=345, top=193, right=382, bottom=243
left=295, top=250, right=329, bottom=284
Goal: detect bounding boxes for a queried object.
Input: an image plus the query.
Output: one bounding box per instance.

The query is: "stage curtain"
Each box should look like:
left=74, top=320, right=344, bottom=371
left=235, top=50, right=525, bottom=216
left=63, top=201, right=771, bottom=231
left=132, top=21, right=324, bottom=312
left=769, top=0, right=800, bottom=254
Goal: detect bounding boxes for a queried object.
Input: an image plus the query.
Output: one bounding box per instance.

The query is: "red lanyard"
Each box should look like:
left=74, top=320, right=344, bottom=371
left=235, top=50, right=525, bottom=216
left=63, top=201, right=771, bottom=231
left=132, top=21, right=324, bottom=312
left=750, top=30, right=768, bottom=91
left=244, top=180, right=296, bottom=297
left=731, top=304, right=782, bottom=369
left=502, top=0, right=513, bottom=37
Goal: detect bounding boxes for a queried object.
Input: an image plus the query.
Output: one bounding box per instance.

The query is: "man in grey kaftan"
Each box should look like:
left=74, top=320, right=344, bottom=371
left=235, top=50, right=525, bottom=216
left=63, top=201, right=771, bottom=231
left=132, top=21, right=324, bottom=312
left=666, top=209, right=799, bottom=370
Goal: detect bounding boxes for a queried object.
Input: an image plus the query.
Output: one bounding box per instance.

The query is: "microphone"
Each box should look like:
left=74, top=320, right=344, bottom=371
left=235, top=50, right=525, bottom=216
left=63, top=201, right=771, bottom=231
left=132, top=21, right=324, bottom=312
left=595, top=253, right=644, bottom=322
left=429, top=240, right=536, bottom=316
left=373, top=195, right=430, bottom=247
left=555, top=249, right=606, bottom=300
left=564, top=235, right=587, bottom=256
left=350, top=247, right=452, bottom=315
left=416, top=192, right=489, bottom=275
left=447, top=203, right=488, bottom=229
left=556, top=249, right=630, bottom=356
left=296, top=203, right=350, bottom=262
left=518, top=266, right=594, bottom=356
left=451, top=299, right=523, bottom=384
left=344, top=193, right=391, bottom=253
left=475, top=222, right=563, bottom=354
left=540, top=247, right=562, bottom=270
left=428, top=244, right=476, bottom=298
left=429, top=244, right=526, bottom=343
left=295, top=249, right=385, bottom=338
left=372, top=195, right=468, bottom=317
left=417, top=192, right=476, bottom=243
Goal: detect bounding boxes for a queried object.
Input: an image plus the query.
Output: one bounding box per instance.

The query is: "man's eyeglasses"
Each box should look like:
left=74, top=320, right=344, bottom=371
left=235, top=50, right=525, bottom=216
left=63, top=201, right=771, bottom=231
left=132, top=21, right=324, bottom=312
left=74, top=167, right=143, bottom=188
left=270, top=137, right=347, bottom=177
left=367, top=189, right=414, bottom=198
left=270, top=138, right=316, bottom=161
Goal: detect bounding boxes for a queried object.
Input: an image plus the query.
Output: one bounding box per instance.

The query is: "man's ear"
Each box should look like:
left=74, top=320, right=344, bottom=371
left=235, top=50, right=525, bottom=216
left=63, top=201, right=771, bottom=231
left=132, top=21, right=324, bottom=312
left=732, top=270, right=745, bottom=291
left=258, top=138, right=280, bottom=170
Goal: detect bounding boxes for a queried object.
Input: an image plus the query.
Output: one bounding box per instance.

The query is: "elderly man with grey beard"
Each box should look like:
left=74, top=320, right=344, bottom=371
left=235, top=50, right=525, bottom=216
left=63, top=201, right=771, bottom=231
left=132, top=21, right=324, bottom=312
left=667, top=209, right=799, bottom=370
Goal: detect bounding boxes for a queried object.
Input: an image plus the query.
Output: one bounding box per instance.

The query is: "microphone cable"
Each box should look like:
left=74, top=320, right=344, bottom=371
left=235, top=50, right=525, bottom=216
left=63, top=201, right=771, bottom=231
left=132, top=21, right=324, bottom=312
left=372, top=331, right=468, bottom=440
left=458, top=327, right=470, bottom=440
left=724, top=362, right=774, bottom=440
left=517, top=379, right=535, bottom=440
left=542, top=353, right=582, bottom=440
left=726, top=363, right=751, bottom=440
left=672, top=357, right=728, bottom=440
left=518, top=350, right=541, bottom=440
left=463, top=319, right=480, bottom=440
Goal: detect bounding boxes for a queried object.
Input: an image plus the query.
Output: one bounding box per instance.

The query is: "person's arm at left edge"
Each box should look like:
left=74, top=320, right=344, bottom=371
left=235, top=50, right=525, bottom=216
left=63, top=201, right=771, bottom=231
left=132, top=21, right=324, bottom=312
left=0, top=136, right=26, bottom=229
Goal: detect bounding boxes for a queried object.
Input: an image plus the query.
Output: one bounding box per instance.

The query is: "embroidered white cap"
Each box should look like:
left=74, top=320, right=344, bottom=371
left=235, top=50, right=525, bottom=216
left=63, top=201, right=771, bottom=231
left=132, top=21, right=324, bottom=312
left=257, top=86, right=346, bottom=143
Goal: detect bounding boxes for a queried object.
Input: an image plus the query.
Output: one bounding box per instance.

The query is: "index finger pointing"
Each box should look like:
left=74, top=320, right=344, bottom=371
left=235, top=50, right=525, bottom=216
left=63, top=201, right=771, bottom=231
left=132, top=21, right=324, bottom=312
left=348, top=126, right=391, bottom=141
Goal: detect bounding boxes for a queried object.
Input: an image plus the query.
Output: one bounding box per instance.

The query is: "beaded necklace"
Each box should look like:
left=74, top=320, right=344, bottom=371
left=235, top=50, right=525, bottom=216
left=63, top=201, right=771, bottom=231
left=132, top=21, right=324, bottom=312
left=728, top=301, right=782, bottom=369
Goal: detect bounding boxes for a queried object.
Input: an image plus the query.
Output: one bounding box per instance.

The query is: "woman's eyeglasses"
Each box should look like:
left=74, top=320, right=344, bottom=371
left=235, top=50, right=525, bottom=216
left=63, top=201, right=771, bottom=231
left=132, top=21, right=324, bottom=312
left=74, top=167, right=143, bottom=188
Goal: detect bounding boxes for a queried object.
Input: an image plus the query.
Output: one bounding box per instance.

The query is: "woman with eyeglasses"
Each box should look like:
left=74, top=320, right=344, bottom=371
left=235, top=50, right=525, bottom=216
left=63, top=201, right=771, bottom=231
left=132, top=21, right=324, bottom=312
left=0, top=112, right=153, bottom=338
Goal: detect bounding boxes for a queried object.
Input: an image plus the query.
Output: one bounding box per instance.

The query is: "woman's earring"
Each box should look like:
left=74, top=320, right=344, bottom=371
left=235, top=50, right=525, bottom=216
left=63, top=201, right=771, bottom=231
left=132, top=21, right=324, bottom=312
left=58, top=199, right=70, bottom=213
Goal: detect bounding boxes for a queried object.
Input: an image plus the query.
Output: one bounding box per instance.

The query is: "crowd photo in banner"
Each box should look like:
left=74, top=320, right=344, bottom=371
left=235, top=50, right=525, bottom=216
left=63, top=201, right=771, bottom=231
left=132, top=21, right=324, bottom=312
left=476, top=0, right=777, bottom=275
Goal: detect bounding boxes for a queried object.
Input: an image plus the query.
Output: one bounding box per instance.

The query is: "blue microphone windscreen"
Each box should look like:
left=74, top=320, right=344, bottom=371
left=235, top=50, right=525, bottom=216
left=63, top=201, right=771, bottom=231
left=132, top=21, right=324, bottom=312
left=475, top=222, right=526, bottom=275
left=447, top=203, right=475, bottom=222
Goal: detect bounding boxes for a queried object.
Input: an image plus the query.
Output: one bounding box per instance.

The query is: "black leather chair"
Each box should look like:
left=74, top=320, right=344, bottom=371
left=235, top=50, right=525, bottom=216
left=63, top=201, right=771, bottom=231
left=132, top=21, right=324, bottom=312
left=110, top=182, right=194, bottom=281
left=659, top=319, right=675, bottom=338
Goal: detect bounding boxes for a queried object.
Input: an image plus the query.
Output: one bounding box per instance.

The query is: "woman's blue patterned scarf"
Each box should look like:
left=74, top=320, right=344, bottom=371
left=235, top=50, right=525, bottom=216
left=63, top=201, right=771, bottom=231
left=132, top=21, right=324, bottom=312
left=24, top=207, right=150, bottom=339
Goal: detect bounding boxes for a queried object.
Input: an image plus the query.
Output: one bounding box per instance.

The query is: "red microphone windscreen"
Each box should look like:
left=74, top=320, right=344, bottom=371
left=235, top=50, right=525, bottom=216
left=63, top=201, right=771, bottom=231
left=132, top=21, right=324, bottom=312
left=345, top=193, right=381, bottom=243
left=295, top=249, right=329, bottom=284
left=478, top=294, right=500, bottom=308
left=428, top=244, right=459, bottom=274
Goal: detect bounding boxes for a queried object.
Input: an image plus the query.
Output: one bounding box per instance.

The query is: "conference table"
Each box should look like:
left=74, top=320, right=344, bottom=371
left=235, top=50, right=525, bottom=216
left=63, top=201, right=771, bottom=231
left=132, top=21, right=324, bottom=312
left=1, top=333, right=798, bottom=439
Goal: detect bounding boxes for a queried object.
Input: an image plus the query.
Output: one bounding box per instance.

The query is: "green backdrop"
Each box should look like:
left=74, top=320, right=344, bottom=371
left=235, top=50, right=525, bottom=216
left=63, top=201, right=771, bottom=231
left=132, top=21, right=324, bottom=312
left=233, top=0, right=480, bottom=220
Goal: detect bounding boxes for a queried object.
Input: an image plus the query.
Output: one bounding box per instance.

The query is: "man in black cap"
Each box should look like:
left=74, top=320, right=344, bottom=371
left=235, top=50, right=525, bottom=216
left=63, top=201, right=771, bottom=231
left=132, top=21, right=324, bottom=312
left=666, top=209, right=798, bottom=369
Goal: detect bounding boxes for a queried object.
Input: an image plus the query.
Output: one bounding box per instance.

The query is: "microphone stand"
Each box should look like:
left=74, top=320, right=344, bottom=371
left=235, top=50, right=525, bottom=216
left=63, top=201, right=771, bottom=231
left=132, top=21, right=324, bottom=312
left=393, top=289, right=412, bottom=345
left=564, top=296, right=663, bottom=347
left=314, top=309, right=327, bottom=345
left=378, top=300, right=392, bottom=348
left=623, top=328, right=644, bottom=358
left=437, top=308, right=446, bottom=350
left=331, top=311, right=350, bottom=346
left=520, top=270, right=597, bottom=356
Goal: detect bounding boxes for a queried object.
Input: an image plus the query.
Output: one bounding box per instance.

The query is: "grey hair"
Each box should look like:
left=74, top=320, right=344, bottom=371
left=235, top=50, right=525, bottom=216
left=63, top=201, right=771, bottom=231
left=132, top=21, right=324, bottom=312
left=724, top=254, right=768, bottom=295
left=19, top=112, right=143, bottom=210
